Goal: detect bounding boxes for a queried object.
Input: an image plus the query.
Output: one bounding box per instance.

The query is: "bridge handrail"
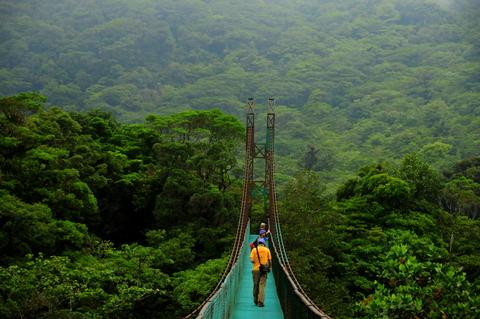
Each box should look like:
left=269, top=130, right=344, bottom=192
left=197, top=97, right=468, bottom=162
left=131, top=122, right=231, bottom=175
left=195, top=220, right=250, bottom=318
left=269, top=164, right=332, bottom=319
left=184, top=125, right=253, bottom=319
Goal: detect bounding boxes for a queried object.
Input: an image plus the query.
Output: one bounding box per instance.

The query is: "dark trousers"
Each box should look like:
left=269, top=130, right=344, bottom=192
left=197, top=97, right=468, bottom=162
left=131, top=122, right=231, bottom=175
left=252, top=270, right=267, bottom=304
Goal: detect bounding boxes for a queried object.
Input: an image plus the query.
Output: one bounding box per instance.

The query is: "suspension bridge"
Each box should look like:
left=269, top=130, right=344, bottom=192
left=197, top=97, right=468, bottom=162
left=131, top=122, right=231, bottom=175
left=185, top=98, right=331, bottom=319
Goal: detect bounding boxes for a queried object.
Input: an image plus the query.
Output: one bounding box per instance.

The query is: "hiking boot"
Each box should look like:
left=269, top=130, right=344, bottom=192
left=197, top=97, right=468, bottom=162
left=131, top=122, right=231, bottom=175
left=257, top=302, right=264, bottom=307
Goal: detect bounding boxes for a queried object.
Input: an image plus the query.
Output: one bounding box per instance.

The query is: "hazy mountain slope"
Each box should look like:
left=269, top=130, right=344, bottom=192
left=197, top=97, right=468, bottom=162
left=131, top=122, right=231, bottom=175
left=1, top=0, right=478, bottom=187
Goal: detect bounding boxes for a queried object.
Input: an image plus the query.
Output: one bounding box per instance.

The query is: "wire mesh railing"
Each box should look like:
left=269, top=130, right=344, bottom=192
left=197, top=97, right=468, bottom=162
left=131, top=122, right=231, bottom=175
left=194, top=221, right=250, bottom=319
left=183, top=110, right=254, bottom=319
left=268, top=160, right=332, bottom=319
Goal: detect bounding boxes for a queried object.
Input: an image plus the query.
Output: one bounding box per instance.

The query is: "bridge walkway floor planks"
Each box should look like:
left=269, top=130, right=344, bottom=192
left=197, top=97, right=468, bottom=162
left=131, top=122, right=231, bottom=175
left=230, top=234, right=284, bottom=319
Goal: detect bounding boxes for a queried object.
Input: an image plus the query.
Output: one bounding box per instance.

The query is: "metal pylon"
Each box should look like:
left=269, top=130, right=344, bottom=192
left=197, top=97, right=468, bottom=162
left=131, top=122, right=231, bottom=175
left=265, top=98, right=275, bottom=224
left=244, top=98, right=275, bottom=227
left=245, top=98, right=255, bottom=218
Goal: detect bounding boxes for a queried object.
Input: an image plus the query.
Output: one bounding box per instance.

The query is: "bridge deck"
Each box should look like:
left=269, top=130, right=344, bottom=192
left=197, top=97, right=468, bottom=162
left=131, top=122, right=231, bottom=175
left=230, top=234, right=284, bottom=319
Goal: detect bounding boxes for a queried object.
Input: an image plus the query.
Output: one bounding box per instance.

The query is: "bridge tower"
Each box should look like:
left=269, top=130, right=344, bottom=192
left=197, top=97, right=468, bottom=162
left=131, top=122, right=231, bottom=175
left=185, top=97, right=331, bottom=319
left=244, top=98, right=256, bottom=223
left=265, top=98, right=275, bottom=226
left=243, top=97, right=275, bottom=228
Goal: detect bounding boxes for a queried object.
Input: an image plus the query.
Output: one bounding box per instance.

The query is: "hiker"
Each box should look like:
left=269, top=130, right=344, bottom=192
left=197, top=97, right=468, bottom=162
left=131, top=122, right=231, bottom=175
left=249, top=237, right=272, bottom=307
left=259, top=222, right=270, bottom=235
left=259, top=222, right=270, bottom=240
left=259, top=228, right=269, bottom=244
left=249, top=227, right=270, bottom=250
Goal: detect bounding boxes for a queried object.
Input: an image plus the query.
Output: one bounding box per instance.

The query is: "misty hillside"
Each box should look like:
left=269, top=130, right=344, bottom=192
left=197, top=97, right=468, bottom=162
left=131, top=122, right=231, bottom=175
left=1, top=0, right=479, bottom=188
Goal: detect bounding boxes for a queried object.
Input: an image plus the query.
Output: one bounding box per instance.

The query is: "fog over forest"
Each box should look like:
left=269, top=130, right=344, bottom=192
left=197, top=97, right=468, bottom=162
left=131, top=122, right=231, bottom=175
left=1, top=0, right=479, bottom=188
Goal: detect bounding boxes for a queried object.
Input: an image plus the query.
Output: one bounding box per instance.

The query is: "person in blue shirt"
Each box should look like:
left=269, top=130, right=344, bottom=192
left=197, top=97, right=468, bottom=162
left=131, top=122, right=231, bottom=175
left=259, top=222, right=270, bottom=242
left=250, top=223, right=270, bottom=249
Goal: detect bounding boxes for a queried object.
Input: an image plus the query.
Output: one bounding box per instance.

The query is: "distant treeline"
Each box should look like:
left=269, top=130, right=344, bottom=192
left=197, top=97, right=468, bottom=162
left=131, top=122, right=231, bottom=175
left=0, top=0, right=479, bottom=189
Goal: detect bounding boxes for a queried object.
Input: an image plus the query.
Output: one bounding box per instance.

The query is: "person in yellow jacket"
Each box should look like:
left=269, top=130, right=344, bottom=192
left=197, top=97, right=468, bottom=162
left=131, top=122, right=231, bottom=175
left=249, top=237, right=272, bottom=307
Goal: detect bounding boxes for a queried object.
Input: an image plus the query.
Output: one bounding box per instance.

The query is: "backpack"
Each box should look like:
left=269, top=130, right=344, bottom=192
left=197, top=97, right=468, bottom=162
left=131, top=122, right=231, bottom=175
left=249, top=237, right=259, bottom=250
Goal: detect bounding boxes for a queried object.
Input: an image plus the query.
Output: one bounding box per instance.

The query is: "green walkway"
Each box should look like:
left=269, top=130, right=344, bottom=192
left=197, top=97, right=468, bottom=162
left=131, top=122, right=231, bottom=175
left=230, top=235, right=284, bottom=319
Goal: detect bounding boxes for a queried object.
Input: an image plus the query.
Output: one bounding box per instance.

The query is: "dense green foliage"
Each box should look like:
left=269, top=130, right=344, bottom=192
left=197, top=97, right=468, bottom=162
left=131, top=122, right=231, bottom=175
left=1, top=0, right=479, bottom=188
left=0, top=94, right=243, bottom=318
left=280, top=155, right=480, bottom=318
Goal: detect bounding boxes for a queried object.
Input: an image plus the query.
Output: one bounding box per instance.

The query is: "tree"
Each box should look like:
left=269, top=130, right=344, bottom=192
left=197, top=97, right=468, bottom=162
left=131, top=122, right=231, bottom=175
left=357, top=244, right=480, bottom=319
left=398, top=153, right=442, bottom=203
left=0, top=92, right=45, bottom=124
left=172, top=257, right=228, bottom=318
left=440, top=177, right=480, bottom=219
left=0, top=192, right=89, bottom=265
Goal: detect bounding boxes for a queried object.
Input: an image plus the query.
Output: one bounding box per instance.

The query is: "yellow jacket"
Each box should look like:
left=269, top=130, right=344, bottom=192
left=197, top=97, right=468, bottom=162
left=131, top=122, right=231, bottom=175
left=249, top=245, right=272, bottom=271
